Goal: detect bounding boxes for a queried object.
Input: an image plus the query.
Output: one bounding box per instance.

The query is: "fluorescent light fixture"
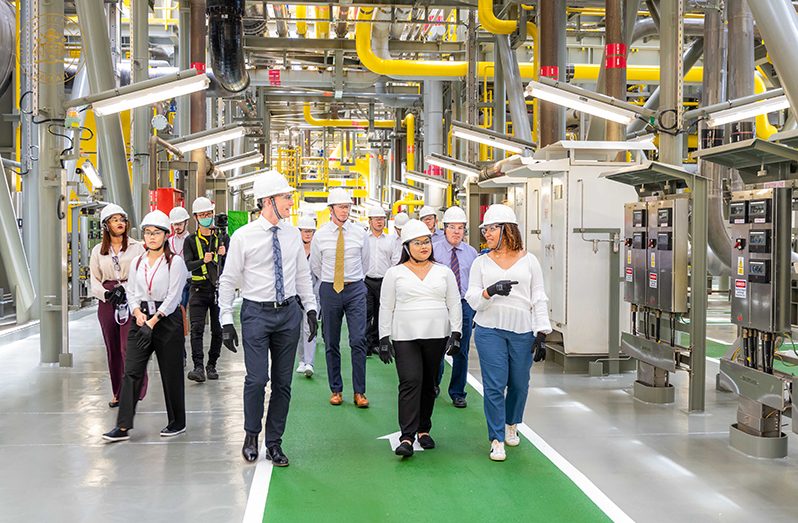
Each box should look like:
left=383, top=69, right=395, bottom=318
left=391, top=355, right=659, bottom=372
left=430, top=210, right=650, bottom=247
left=425, top=153, right=481, bottom=178
left=525, top=80, right=638, bottom=125
left=405, top=170, right=451, bottom=189
left=451, top=121, right=535, bottom=154
left=390, top=181, right=425, bottom=197
left=170, top=124, right=247, bottom=153
left=215, top=151, right=264, bottom=172
left=78, top=160, right=103, bottom=189
left=706, top=95, right=791, bottom=127
left=226, top=172, right=262, bottom=188
left=91, top=72, right=209, bottom=117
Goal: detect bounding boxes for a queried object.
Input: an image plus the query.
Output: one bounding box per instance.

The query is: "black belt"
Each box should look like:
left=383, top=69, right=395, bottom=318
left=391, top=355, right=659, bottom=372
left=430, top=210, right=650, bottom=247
left=244, top=295, right=298, bottom=309
left=365, top=276, right=383, bottom=281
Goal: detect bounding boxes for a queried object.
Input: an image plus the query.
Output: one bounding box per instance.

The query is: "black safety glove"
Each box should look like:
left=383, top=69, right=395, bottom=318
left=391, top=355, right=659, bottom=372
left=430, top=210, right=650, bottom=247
left=445, top=332, right=462, bottom=356
left=223, top=324, right=239, bottom=353
left=306, top=310, right=318, bottom=342
left=378, top=336, right=394, bottom=365
left=486, top=280, right=519, bottom=297
left=532, top=332, right=547, bottom=362
left=106, top=285, right=126, bottom=306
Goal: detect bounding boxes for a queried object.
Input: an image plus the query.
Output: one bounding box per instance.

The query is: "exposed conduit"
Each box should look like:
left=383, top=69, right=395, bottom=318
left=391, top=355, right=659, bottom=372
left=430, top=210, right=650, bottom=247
left=207, top=0, right=250, bottom=93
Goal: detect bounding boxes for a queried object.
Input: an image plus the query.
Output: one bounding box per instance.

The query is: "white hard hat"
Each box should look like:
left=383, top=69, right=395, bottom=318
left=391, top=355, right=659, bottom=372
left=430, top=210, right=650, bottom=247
left=192, top=196, right=215, bottom=214
left=418, top=205, right=437, bottom=219
left=367, top=207, right=386, bottom=218
left=327, top=187, right=353, bottom=206
left=394, top=212, right=410, bottom=229
left=253, top=170, right=295, bottom=200
left=169, top=206, right=190, bottom=224
left=140, top=210, right=171, bottom=232
left=100, top=203, right=127, bottom=223
left=482, top=204, right=518, bottom=226
left=443, top=206, right=467, bottom=224
left=297, top=216, right=317, bottom=230
left=401, top=219, right=433, bottom=244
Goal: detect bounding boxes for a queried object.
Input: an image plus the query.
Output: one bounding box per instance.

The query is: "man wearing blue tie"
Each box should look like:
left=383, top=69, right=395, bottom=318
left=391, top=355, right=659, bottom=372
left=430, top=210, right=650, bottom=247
left=433, top=206, right=478, bottom=408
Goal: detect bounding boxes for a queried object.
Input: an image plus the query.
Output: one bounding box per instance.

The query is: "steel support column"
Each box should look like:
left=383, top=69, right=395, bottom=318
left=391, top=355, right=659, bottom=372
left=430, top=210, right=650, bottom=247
left=539, top=0, right=566, bottom=147
left=658, top=0, right=683, bottom=164
left=689, top=175, right=708, bottom=412
left=0, top=158, right=35, bottom=322
left=76, top=0, right=137, bottom=226
left=747, top=0, right=798, bottom=112
left=177, top=2, right=191, bottom=196
left=190, top=0, right=207, bottom=202
left=131, top=0, right=150, bottom=217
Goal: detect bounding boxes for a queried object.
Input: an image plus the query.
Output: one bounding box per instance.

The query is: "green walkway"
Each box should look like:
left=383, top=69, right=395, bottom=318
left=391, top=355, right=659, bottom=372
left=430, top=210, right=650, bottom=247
left=260, top=323, right=611, bottom=522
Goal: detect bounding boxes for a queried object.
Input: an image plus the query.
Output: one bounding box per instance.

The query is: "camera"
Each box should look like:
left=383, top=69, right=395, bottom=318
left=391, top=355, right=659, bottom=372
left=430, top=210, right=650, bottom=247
left=214, top=213, right=228, bottom=230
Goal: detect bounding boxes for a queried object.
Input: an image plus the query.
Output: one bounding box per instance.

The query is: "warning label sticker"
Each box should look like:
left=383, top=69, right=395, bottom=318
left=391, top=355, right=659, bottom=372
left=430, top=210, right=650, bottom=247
left=649, top=272, right=658, bottom=288
left=650, top=252, right=656, bottom=268
left=735, top=279, right=747, bottom=299
left=627, top=251, right=632, bottom=265
left=737, top=256, right=745, bottom=276
left=625, top=267, right=633, bottom=282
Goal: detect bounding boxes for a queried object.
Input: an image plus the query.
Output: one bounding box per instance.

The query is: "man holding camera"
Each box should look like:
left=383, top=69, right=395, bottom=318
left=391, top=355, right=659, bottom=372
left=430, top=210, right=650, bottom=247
left=183, top=197, right=229, bottom=382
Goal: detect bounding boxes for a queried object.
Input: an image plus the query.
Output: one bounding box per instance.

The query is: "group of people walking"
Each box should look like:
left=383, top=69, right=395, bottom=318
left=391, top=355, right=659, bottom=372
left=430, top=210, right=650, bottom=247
left=91, top=170, right=551, bottom=465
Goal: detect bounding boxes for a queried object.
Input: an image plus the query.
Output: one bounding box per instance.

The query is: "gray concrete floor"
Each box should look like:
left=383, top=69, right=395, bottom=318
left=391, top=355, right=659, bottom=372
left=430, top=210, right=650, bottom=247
left=2, top=299, right=798, bottom=522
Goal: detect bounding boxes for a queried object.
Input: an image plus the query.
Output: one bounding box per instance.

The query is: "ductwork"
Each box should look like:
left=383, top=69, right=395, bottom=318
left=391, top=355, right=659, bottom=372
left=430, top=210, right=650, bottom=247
left=207, top=0, right=250, bottom=93
left=0, top=0, right=14, bottom=97
left=630, top=17, right=705, bottom=43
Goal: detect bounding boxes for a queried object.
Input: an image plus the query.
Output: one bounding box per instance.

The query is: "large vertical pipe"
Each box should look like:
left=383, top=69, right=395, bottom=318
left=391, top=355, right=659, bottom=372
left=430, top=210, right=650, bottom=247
left=423, top=80, right=444, bottom=207
left=727, top=0, right=754, bottom=141
left=493, top=36, right=506, bottom=161
left=75, top=0, right=137, bottom=225
left=658, top=0, right=683, bottom=165
left=539, top=0, right=566, bottom=147
left=747, top=0, right=798, bottom=113
left=190, top=0, right=207, bottom=201
left=605, top=0, right=626, bottom=141
left=0, top=158, right=35, bottom=320
left=177, top=2, right=191, bottom=196
left=37, top=0, right=68, bottom=363
left=131, top=0, right=150, bottom=217
left=496, top=36, right=533, bottom=151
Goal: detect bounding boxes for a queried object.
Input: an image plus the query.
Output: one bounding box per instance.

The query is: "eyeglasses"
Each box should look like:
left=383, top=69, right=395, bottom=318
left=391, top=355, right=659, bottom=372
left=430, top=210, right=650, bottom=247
left=196, top=211, right=214, bottom=218
left=275, top=193, right=294, bottom=200
left=409, top=239, right=432, bottom=248
left=111, top=255, right=121, bottom=272
left=480, top=224, right=502, bottom=234
left=445, top=224, right=466, bottom=232
left=107, top=217, right=127, bottom=224
left=143, top=229, right=166, bottom=237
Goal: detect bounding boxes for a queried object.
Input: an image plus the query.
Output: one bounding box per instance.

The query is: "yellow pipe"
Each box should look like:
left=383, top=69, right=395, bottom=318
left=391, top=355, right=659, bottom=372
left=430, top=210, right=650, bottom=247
left=303, top=103, right=395, bottom=128
left=14, top=0, right=21, bottom=191
left=478, top=0, right=537, bottom=37
left=392, top=198, right=424, bottom=215
left=404, top=113, right=415, bottom=172
left=296, top=5, right=307, bottom=37
left=316, top=6, right=330, bottom=39
left=753, top=72, right=778, bottom=139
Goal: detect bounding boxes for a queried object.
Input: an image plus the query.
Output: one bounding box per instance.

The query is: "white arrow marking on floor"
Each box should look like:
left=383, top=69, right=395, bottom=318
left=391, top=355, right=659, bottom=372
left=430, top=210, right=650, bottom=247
left=378, top=431, right=425, bottom=452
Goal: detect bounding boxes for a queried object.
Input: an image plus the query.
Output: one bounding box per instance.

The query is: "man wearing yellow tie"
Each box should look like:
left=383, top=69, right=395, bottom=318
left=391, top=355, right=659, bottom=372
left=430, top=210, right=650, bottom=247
left=310, top=188, right=371, bottom=407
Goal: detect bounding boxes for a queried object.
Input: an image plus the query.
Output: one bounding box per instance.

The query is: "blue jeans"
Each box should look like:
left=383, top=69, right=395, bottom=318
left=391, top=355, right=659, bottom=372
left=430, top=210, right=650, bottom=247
left=319, top=281, right=368, bottom=394
left=437, top=299, right=475, bottom=400
left=474, top=325, right=535, bottom=442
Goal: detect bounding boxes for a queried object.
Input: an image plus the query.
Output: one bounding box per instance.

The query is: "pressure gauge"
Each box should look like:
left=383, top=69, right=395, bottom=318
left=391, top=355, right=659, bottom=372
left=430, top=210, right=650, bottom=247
left=151, top=114, right=169, bottom=131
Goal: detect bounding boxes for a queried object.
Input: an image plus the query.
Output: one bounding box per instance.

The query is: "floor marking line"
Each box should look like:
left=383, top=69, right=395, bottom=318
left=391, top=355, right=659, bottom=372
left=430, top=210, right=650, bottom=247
left=456, top=356, right=634, bottom=523
left=243, top=443, right=273, bottom=523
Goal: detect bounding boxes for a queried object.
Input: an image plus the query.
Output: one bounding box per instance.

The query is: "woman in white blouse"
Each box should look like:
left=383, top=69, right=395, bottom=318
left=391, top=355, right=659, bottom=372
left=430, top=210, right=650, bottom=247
left=89, top=204, right=147, bottom=408
left=465, top=204, right=552, bottom=462
left=379, top=219, right=462, bottom=458
left=103, top=210, right=188, bottom=442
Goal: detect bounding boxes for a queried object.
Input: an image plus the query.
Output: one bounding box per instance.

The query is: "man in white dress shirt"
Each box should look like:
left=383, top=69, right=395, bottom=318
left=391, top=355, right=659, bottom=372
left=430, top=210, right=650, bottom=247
left=218, top=171, right=318, bottom=466
left=310, top=188, right=371, bottom=408
left=419, top=205, right=444, bottom=242
left=364, top=207, right=400, bottom=356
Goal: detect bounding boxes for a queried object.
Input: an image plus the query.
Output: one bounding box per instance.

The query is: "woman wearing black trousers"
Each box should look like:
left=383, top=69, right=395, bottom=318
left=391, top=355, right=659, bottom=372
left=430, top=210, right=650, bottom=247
left=379, top=219, right=462, bottom=457
left=102, top=210, right=188, bottom=442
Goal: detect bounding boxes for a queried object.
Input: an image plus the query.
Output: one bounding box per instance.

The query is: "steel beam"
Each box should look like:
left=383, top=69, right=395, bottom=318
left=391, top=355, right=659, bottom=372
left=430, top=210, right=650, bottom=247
left=0, top=158, right=35, bottom=322
left=76, top=0, right=137, bottom=226
left=496, top=35, right=532, bottom=155
left=657, top=0, right=683, bottom=164
left=131, top=0, right=150, bottom=219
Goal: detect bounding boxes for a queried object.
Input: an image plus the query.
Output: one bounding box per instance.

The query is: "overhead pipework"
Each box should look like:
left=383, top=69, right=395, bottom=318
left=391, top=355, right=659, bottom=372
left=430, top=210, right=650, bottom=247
left=207, top=0, right=250, bottom=94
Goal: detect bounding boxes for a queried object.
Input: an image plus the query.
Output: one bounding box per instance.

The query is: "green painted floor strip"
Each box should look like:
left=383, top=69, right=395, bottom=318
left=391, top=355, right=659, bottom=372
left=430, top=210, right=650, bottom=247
left=261, top=323, right=611, bottom=523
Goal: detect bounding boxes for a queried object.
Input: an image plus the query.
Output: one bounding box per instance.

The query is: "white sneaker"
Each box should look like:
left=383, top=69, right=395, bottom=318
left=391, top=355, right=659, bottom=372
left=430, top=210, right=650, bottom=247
left=304, top=364, right=314, bottom=378
left=296, top=362, right=307, bottom=374
left=506, top=425, right=520, bottom=447
left=490, top=439, right=506, bottom=461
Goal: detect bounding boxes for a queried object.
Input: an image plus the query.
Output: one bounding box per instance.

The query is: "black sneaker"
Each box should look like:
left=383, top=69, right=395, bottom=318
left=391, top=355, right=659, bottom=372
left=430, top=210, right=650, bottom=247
left=206, top=364, right=219, bottom=380
left=453, top=397, right=467, bottom=408
left=418, top=434, right=436, bottom=449
left=395, top=440, right=414, bottom=457
left=187, top=366, right=206, bottom=382
left=160, top=426, right=186, bottom=438
left=102, top=427, right=130, bottom=442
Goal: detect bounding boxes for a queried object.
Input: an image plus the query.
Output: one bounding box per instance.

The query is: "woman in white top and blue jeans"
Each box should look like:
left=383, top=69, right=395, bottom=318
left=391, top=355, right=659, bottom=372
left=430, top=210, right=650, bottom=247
left=465, top=204, right=551, bottom=462
left=379, top=220, right=462, bottom=457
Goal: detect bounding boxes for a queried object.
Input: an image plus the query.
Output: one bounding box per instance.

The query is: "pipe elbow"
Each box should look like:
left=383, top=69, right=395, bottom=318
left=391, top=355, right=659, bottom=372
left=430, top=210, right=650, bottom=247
left=207, top=0, right=250, bottom=94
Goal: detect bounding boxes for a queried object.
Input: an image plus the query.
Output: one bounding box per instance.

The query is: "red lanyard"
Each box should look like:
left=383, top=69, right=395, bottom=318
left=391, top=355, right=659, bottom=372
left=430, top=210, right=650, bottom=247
left=143, top=256, right=166, bottom=296
left=169, top=234, right=184, bottom=256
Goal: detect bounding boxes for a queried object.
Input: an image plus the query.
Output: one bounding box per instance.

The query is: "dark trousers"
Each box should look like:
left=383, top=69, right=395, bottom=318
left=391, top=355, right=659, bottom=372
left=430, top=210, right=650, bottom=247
left=394, top=338, right=447, bottom=442
left=241, top=298, right=302, bottom=446
left=189, top=281, right=222, bottom=368
left=117, top=308, right=186, bottom=430
left=319, top=281, right=368, bottom=394
left=437, top=299, right=476, bottom=400
left=98, top=281, right=147, bottom=400
left=364, top=276, right=383, bottom=352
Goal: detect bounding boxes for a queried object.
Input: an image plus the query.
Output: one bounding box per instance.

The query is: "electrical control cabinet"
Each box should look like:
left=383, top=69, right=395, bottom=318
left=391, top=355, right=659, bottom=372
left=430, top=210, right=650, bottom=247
left=623, top=197, right=688, bottom=313
left=729, top=188, right=791, bottom=333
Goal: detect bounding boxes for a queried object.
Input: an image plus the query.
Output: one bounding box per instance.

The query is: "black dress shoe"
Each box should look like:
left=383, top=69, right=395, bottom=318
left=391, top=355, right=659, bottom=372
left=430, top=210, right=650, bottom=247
left=395, top=440, right=414, bottom=457
left=453, top=397, right=467, bottom=408
left=265, top=445, right=289, bottom=467
left=108, top=400, right=119, bottom=408
left=418, top=434, right=436, bottom=449
left=242, top=433, right=259, bottom=463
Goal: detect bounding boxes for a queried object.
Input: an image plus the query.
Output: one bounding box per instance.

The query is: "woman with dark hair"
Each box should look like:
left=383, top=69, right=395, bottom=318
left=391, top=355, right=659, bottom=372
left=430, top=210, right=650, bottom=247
left=379, top=219, right=462, bottom=458
left=465, top=204, right=551, bottom=462
left=89, top=204, right=147, bottom=408
left=103, top=210, right=188, bottom=442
